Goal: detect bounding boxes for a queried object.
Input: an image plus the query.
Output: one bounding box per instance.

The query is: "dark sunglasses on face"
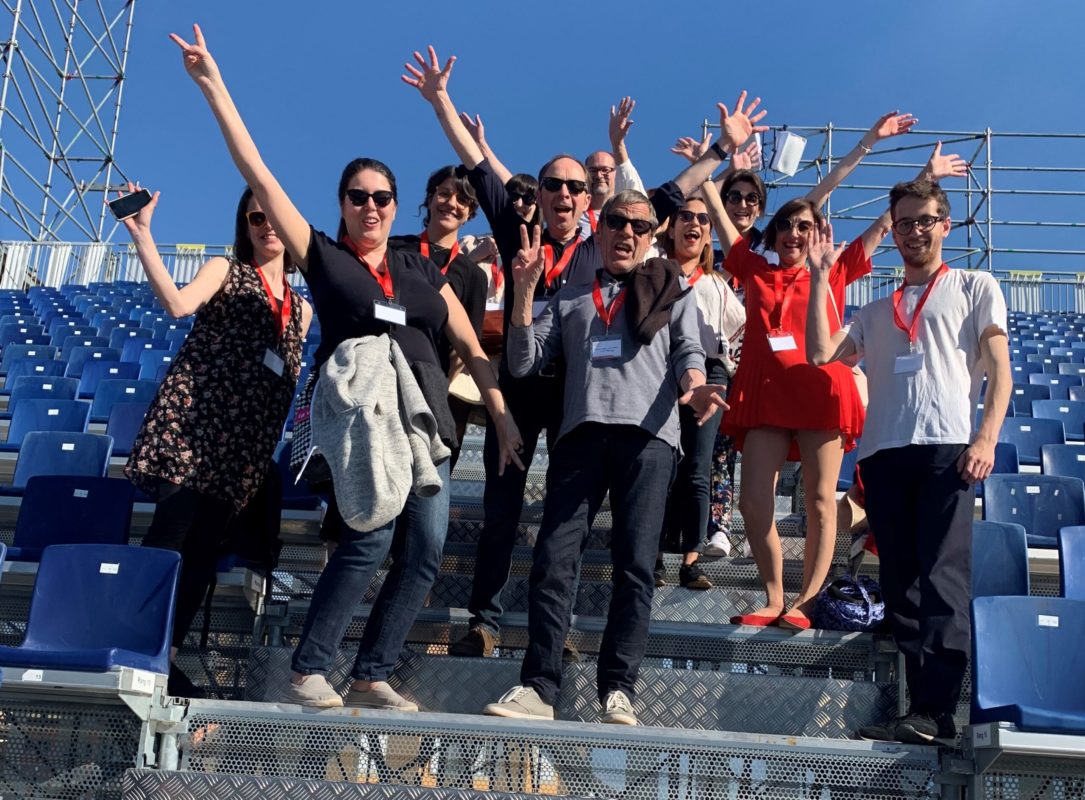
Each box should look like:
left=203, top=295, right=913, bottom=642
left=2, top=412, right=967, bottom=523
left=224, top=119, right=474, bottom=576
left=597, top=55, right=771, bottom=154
left=725, top=190, right=761, bottom=206
left=508, top=191, right=536, bottom=206
left=345, top=188, right=396, bottom=208
left=540, top=176, right=587, bottom=195
left=246, top=211, right=268, bottom=227
left=677, top=210, right=710, bottom=226
left=775, top=217, right=815, bottom=234
left=604, top=213, right=653, bottom=236
left=892, top=215, right=945, bottom=235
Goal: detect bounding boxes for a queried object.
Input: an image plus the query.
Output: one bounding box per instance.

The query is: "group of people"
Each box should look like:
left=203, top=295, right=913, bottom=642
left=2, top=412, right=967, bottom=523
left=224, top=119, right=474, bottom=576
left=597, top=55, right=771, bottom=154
left=117, top=24, right=1010, bottom=747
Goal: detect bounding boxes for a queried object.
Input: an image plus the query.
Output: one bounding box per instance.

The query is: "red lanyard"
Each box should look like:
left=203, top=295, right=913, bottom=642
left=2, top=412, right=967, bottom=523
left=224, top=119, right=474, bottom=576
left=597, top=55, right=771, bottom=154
left=586, top=208, right=598, bottom=233
left=253, top=261, right=292, bottom=337
left=892, top=264, right=949, bottom=344
left=592, top=278, right=627, bottom=332
left=419, top=230, right=460, bottom=275
left=770, top=267, right=804, bottom=332
left=542, top=235, right=582, bottom=288
left=341, top=236, right=393, bottom=299
left=490, top=260, right=504, bottom=292
left=687, top=270, right=703, bottom=286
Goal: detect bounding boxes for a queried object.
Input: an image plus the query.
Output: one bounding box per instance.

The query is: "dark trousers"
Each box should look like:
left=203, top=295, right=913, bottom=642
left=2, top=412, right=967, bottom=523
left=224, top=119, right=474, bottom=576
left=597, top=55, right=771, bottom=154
left=142, top=484, right=237, bottom=649
left=467, top=371, right=565, bottom=634
left=522, top=423, right=676, bottom=705
left=859, top=444, right=973, bottom=716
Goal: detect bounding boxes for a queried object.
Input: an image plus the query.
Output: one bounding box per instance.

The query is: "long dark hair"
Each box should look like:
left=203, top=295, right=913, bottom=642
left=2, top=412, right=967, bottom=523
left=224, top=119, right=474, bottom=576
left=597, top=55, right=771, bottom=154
left=234, top=186, right=295, bottom=273
left=335, top=157, right=398, bottom=240
left=419, top=165, right=478, bottom=226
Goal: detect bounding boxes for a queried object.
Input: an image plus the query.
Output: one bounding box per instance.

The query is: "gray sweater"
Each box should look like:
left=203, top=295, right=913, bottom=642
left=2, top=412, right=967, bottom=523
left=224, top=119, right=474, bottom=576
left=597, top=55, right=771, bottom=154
left=507, top=269, right=706, bottom=449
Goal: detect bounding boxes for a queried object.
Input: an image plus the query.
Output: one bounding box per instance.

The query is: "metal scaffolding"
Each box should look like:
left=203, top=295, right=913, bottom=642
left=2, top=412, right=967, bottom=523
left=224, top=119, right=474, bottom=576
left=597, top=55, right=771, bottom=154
left=0, top=0, right=137, bottom=243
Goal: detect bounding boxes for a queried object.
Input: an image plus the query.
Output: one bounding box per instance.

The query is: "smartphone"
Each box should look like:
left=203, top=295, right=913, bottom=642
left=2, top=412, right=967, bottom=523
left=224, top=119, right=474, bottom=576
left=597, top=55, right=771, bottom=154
left=109, top=188, right=152, bottom=221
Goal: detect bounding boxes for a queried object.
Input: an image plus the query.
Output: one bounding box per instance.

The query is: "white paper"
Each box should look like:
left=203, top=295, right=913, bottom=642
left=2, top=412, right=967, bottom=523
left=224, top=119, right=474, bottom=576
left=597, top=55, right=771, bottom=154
left=894, top=353, right=924, bottom=374
left=99, top=562, right=119, bottom=574
left=262, top=349, right=284, bottom=377
left=590, top=337, right=623, bottom=361
left=373, top=301, right=407, bottom=326
left=1038, top=614, right=1059, bottom=628
left=767, top=334, right=797, bottom=352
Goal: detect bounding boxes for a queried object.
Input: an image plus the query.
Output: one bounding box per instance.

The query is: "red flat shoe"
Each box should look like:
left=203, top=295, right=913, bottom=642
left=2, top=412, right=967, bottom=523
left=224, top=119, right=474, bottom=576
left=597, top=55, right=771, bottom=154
left=777, top=612, right=812, bottom=631
left=729, top=613, right=781, bottom=627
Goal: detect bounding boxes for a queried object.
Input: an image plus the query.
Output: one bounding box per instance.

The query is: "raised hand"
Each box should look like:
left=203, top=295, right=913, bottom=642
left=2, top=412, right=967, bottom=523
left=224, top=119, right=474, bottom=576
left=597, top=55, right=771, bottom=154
left=868, top=110, right=917, bottom=142
left=671, top=133, right=713, bottom=163
left=400, top=45, right=456, bottom=103
left=117, top=181, right=159, bottom=237
left=511, top=223, right=544, bottom=292
left=732, top=139, right=762, bottom=171
left=808, top=221, right=846, bottom=275
left=459, top=112, right=487, bottom=147
left=925, top=141, right=969, bottom=180
left=609, top=96, right=636, bottom=150
left=717, top=90, right=768, bottom=152
left=168, top=24, right=221, bottom=88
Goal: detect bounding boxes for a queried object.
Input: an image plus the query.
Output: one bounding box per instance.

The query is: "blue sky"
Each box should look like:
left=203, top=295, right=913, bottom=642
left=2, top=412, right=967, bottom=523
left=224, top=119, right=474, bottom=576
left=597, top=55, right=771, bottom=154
left=74, top=1, right=1085, bottom=269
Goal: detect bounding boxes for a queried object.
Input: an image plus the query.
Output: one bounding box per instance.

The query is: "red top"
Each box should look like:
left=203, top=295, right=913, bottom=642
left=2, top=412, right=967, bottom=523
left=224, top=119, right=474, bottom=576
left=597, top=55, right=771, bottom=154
left=721, top=236, right=870, bottom=459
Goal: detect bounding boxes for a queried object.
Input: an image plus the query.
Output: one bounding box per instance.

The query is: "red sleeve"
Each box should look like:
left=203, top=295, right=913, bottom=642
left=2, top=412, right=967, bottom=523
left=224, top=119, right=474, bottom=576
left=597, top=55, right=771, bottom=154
left=831, top=238, right=872, bottom=287
left=723, top=235, right=768, bottom=281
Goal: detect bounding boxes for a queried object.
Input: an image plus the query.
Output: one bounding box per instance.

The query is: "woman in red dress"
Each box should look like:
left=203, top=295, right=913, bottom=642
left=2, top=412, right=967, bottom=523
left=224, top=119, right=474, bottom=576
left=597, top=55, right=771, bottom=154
left=703, top=133, right=966, bottom=629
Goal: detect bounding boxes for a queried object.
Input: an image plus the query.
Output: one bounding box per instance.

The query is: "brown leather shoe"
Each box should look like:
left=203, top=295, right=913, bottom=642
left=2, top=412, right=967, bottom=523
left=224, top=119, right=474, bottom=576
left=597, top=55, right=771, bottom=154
left=448, top=625, right=496, bottom=657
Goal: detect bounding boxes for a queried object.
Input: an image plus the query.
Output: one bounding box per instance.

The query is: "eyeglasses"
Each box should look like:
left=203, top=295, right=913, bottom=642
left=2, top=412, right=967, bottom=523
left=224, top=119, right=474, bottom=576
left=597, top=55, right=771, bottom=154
left=725, top=190, right=761, bottom=206
left=588, top=166, right=615, bottom=177
left=540, top=177, right=587, bottom=195
left=677, top=210, right=710, bottom=226
left=246, top=211, right=268, bottom=227
left=775, top=217, right=815, bottom=234
left=434, top=188, right=467, bottom=205
left=508, top=191, right=536, bottom=206
left=892, top=215, right=945, bottom=235
left=604, top=213, right=653, bottom=236
left=345, top=189, right=396, bottom=208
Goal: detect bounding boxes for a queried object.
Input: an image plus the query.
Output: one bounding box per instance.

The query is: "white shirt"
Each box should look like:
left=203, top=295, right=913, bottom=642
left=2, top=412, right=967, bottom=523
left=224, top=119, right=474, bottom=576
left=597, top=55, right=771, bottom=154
left=845, top=268, right=1007, bottom=460
left=689, top=273, right=745, bottom=369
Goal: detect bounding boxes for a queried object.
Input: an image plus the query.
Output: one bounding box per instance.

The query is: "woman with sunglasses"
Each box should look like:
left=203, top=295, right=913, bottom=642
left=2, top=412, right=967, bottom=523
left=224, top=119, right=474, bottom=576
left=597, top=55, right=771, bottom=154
left=121, top=182, right=311, bottom=697
left=169, top=25, right=523, bottom=710
left=703, top=139, right=967, bottom=630
left=654, top=196, right=745, bottom=589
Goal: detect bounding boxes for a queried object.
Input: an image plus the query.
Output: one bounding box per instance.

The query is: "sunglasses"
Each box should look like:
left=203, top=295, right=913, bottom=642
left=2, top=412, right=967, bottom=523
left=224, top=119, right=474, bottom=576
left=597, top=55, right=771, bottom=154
left=775, top=218, right=815, bottom=234
left=677, top=210, right=710, bottom=226
left=540, top=177, right=587, bottom=195
left=508, top=190, right=536, bottom=206
left=892, top=215, right=945, bottom=235
left=604, top=213, right=653, bottom=237
left=345, top=189, right=396, bottom=208
left=725, top=190, right=761, bottom=206
left=246, top=211, right=268, bottom=227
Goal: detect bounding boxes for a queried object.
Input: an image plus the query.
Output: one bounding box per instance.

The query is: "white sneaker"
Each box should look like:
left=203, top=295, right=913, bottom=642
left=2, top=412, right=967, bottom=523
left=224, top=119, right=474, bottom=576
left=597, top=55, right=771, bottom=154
left=279, top=674, right=343, bottom=708
left=701, top=530, right=732, bottom=559
left=601, top=690, right=637, bottom=725
left=482, top=685, right=555, bottom=720
left=345, top=681, right=419, bottom=712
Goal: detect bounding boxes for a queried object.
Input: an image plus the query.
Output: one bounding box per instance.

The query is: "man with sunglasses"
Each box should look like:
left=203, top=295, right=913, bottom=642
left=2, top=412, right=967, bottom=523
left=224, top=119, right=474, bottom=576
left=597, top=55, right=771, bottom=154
left=403, top=45, right=767, bottom=659
left=482, top=190, right=727, bottom=723
left=806, top=178, right=1011, bottom=745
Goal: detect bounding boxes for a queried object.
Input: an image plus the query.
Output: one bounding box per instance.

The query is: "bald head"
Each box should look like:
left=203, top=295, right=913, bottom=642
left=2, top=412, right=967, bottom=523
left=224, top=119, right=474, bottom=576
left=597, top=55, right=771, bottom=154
left=586, top=151, right=616, bottom=208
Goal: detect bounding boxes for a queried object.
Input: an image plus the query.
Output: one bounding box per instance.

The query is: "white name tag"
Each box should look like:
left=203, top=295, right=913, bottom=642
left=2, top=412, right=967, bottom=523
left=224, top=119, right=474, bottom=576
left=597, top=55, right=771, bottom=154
left=263, top=349, right=285, bottom=377
left=894, top=353, right=924, bottom=374
left=590, top=335, right=623, bottom=362
left=767, top=333, right=797, bottom=352
left=373, top=300, right=407, bottom=326
left=532, top=300, right=549, bottom=319
left=1038, top=614, right=1059, bottom=628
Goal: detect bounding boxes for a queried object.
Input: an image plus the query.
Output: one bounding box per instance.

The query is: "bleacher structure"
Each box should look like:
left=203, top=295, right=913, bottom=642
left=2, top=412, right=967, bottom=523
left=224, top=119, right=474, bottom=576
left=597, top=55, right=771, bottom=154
left=0, top=279, right=1075, bottom=800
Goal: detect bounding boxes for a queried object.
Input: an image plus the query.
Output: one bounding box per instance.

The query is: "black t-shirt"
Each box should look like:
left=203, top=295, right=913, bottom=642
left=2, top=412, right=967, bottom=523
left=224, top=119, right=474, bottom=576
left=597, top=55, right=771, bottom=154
left=302, top=227, right=448, bottom=370
left=388, top=234, right=486, bottom=337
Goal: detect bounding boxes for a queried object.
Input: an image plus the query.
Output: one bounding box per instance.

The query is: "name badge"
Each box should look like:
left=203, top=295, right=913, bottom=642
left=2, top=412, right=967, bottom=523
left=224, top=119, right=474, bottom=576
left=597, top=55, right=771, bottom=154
left=894, top=352, right=924, bottom=374
left=590, top=335, right=622, bottom=362
left=767, top=332, right=797, bottom=352
left=263, top=348, right=285, bottom=376
left=374, top=299, right=407, bottom=326
left=532, top=299, right=549, bottom=320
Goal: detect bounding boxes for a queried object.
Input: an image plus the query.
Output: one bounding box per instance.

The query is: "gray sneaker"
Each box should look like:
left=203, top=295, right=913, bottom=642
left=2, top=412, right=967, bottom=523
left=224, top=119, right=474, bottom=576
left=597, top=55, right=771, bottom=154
left=344, top=681, right=419, bottom=712
left=279, top=674, right=343, bottom=708
left=601, top=690, right=637, bottom=725
left=482, top=685, right=555, bottom=720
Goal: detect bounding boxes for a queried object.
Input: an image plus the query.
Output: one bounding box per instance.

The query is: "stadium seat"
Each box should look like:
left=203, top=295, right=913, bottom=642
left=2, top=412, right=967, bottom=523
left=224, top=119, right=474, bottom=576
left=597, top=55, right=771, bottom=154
left=983, top=474, right=1085, bottom=548
left=0, top=322, right=45, bottom=348
left=5, top=376, right=79, bottom=416
left=1009, top=362, right=1043, bottom=383
left=1057, top=362, right=1085, bottom=378
left=7, top=475, right=134, bottom=561
left=1059, top=526, right=1085, bottom=600
left=11, top=431, right=113, bottom=488
left=976, top=441, right=1020, bottom=499
left=107, top=326, right=153, bottom=351
left=77, top=360, right=140, bottom=398
left=1028, top=373, right=1083, bottom=401
left=2, top=398, right=91, bottom=450
left=152, top=319, right=191, bottom=339
left=1, top=343, right=58, bottom=374
left=2, top=358, right=65, bottom=390
left=972, top=520, right=1030, bottom=597
left=105, top=400, right=150, bottom=457
left=88, top=379, right=157, bottom=423
left=997, top=417, right=1065, bottom=467
left=0, top=543, right=179, bottom=674
left=138, top=350, right=174, bottom=381
left=1040, top=443, right=1085, bottom=484
left=971, top=595, right=1085, bottom=733
left=59, top=336, right=109, bottom=362
left=163, top=328, right=189, bottom=350
left=1009, top=383, right=1049, bottom=416
left=48, top=324, right=96, bottom=347
left=1031, top=399, right=1085, bottom=442
left=64, top=346, right=121, bottom=378
left=120, top=336, right=170, bottom=363
left=1072, top=384, right=1085, bottom=402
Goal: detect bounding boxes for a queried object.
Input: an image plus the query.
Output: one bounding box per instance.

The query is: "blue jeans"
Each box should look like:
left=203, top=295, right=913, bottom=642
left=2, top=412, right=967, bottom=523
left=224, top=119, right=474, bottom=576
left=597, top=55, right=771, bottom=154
left=291, top=460, right=450, bottom=681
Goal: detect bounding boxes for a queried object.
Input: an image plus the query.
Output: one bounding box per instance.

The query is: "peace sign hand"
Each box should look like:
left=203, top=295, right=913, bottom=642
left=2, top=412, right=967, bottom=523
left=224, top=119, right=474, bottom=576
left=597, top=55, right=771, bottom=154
left=511, top=224, right=545, bottom=293
left=717, top=90, right=769, bottom=152
left=168, top=24, right=221, bottom=88
left=808, top=221, right=846, bottom=276
left=401, top=45, right=456, bottom=103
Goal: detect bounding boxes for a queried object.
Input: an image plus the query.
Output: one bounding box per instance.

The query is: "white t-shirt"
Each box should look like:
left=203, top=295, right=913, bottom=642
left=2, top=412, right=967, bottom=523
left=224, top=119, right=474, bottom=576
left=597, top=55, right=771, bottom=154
left=845, top=268, right=1007, bottom=460
left=690, top=273, right=745, bottom=369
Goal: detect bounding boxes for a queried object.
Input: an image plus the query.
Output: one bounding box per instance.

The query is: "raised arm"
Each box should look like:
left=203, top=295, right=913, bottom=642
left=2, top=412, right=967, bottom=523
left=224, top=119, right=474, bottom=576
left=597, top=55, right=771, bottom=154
left=672, top=91, right=768, bottom=197
left=806, top=223, right=858, bottom=365
left=806, top=111, right=917, bottom=210
left=169, top=25, right=311, bottom=267
left=402, top=46, right=486, bottom=170
left=457, top=112, right=513, bottom=185
left=701, top=179, right=742, bottom=257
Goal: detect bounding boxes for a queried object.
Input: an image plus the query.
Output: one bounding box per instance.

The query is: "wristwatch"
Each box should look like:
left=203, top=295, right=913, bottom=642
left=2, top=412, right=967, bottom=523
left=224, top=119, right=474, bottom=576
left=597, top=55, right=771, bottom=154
left=710, top=140, right=730, bottom=161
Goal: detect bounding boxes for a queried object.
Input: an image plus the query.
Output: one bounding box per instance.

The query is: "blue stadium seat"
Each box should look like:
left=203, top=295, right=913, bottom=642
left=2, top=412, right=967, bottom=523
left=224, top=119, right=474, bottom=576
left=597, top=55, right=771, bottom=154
left=972, top=520, right=1030, bottom=597
left=11, top=431, right=113, bottom=489
left=0, top=322, right=44, bottom=347
left=971, top=595, right=1085, bottom=733
left=1057, top=362, right=1085, bottom=378
left=59, top=335, right=109, bottom=362
left=154, top=363, right=171, bottom=384
left=1028, top=373, right=1083, bottom=401
left=151, top=319, right=192, bottom=339
left=48, top=324, right=96, bottom=347
left=1009, top=383, right=1049, bottom=416
left=976, top=442, right=1020, bottom=499
left=77, top=360, right=140, bottom=398
left=0, top=543, right=179, bottom=674
left=1059, top=526, right=1085, bottom=600
left=137, top=350, right=174, bottom=381
left=0, top=343, right=58, bottom=374
left=2, top=398, right=91, bottom=450
left=163, top=328, right=189, bottom=350
left=89, top=379, right=157, bottom=423
left=120, top=336, right=170, bottom=363
left=997, top=417, right=1065, bottom=467
left=1009, top=362, right=1043, bottom=383
left=5, top=376, right=79, bottom=416
left=7, top=476, right=134, bottom=561
left=1031, top=399, right=1085, bottom=442
left=105, top=401, right=150, bottom=457
left=64, top=346, right=121, bottom=378
left=106, top=326, right=153, bottom=351
left=2, top=358, right=65, bottom=390
left=983, top=474, right=1085, bottom=548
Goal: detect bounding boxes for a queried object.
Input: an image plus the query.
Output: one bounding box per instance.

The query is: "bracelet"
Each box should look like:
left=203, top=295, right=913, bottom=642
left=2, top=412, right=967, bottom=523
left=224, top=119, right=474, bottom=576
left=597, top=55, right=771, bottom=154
left=710, top=140, right=730, bottom=161
left=858, top=142, right=874, bottom=155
